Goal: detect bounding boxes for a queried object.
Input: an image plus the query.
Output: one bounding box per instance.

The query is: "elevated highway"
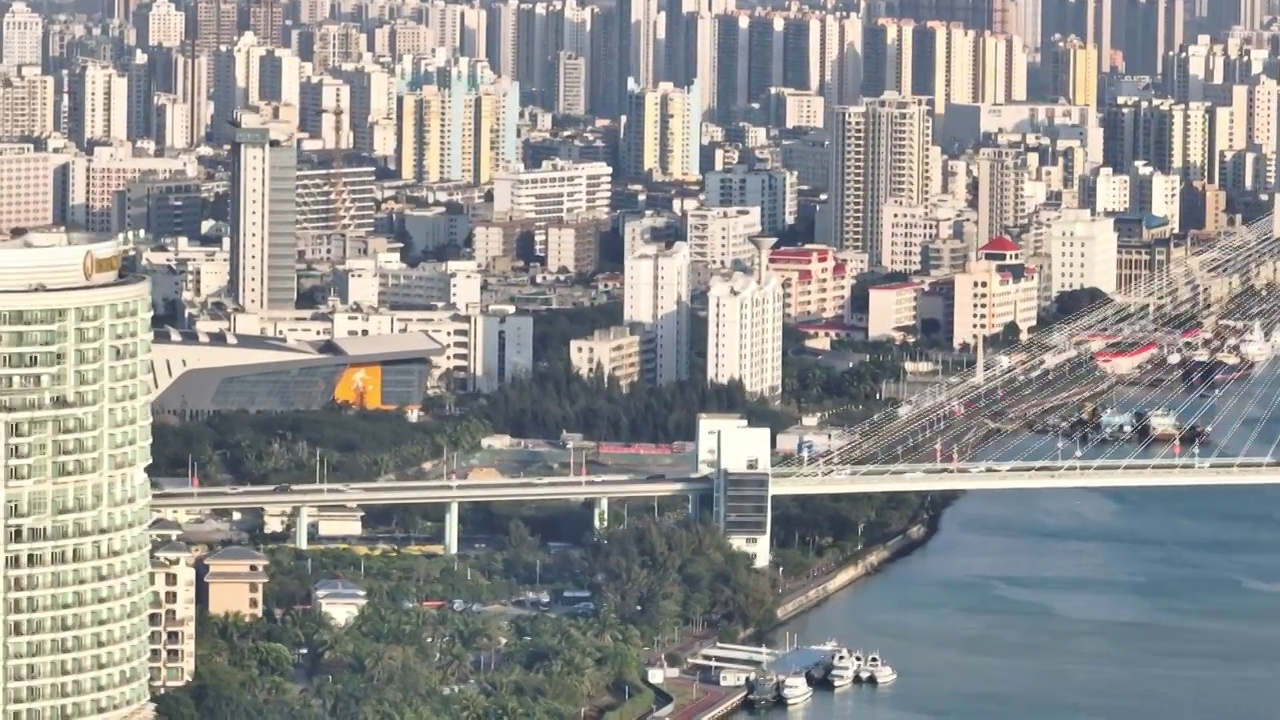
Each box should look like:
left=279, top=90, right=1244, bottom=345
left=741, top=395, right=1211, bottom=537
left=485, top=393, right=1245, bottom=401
left=152, top=458, right=1280, bottom=554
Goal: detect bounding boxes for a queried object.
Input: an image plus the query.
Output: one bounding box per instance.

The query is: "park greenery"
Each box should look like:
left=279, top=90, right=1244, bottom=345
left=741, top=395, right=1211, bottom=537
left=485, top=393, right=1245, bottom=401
left=148, top=303, right=958, bottom=718
left=153, top=518, right=779, bottom=720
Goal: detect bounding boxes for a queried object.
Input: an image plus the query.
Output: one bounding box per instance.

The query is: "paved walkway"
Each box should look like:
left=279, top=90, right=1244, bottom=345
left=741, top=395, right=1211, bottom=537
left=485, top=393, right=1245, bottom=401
left=666, top=679, right=726, bottom=720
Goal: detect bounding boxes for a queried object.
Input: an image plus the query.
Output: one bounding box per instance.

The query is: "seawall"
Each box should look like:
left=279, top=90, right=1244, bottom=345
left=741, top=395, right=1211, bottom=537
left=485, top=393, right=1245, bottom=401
left=774, top=520, right=934, bottom=623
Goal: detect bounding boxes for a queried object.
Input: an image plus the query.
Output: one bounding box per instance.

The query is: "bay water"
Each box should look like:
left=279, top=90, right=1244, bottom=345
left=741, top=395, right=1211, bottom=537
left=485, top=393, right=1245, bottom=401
left=747, top=362, right=1280, bottom=718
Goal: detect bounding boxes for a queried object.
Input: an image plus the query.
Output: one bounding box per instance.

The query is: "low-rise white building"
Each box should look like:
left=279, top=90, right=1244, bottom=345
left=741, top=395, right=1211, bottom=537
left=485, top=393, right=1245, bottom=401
left=333, top=257, right=483, bottom=311
left=313, top=579, right=368, bottom=627
left=492, top=159, right=612, bottom=222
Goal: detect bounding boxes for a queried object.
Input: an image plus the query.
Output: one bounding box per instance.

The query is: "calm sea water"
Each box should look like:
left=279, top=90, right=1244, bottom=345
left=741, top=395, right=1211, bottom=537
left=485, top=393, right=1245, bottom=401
left=747, top=362, right=1280, bottom=719
left=747, top=486, right=1280, bottom=720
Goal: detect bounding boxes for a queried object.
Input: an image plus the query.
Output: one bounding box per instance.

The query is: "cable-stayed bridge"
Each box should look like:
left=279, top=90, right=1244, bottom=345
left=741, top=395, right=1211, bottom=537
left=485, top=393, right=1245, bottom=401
left=155, top=213, right=1280, bottom=560
left=773, top=212, right=1280, bottom=484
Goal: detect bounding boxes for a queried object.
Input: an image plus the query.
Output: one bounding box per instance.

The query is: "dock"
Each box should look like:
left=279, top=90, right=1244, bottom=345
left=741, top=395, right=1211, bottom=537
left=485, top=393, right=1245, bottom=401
left=687, top=642, right=782, bottom=671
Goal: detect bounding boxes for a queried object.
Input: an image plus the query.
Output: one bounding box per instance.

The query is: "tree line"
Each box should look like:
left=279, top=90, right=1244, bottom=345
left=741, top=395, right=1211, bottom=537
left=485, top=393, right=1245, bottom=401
left=154, top=518, right=776, bottom=720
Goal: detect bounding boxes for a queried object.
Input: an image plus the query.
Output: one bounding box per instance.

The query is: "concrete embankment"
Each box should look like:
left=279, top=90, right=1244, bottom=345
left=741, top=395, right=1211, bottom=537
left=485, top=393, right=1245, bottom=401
left=774, top=520, right=934, bottom=623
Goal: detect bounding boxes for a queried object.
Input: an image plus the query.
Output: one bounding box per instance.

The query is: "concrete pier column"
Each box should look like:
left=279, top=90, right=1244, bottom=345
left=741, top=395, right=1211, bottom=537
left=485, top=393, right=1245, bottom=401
left=688, top=492, right=701, bottom=518
left=593, top=497, right=609, bottom=531
left=444, top=501, right=460, bottom=555
left=294, top=506, right=310, bottom=550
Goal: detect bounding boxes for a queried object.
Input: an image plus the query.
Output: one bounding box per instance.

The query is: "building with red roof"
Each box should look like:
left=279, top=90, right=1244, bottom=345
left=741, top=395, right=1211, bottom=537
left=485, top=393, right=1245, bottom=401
left=766, top=244, right=852, bottom=322
left=952, top=236, right=1039, bottom=348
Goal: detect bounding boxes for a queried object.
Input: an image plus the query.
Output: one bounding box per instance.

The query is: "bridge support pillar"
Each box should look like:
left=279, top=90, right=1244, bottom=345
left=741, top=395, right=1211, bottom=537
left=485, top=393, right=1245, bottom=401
left=688, top=492, right=700, bottom=518
left=444, top=501, right=460, bottom=555
left=294, top=506, right=310, bottom=550
left=593, top=497, right=609, bottom=531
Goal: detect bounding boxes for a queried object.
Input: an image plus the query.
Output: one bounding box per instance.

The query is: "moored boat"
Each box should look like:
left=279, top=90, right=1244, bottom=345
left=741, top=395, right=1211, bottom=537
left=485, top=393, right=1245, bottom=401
left=779, top=672, right=813, bottom=705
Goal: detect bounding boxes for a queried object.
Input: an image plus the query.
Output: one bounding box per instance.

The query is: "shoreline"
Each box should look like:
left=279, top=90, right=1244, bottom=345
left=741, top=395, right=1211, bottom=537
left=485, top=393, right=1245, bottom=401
left=771, top=515, right=939, bottom=625
left=655, top=512, right=945, bottom=719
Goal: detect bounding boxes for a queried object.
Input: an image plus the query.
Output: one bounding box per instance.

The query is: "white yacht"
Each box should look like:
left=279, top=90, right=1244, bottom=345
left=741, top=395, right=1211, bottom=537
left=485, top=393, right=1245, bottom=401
left=858, top=652, right=898, bottom=685
left=779, top=672, right=814, bottom=705
left=827, top=647, right=861, bottom=688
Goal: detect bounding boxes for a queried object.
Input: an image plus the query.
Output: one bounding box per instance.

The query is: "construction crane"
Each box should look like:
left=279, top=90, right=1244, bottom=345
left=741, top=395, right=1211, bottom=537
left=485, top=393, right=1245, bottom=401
left=327, top=102, right=349, bottom=235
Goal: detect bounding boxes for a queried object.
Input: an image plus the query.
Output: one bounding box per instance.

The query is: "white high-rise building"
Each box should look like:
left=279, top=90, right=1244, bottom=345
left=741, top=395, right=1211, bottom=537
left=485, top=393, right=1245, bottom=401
left=683, top=205, right=762, bottom=270
left=624, top=241, right=691, bottom=385
left=230, top=120, right=297, bottom=312
left=0, top=1, right=43, bottom=68
left=622, top=80, right=701, bottom=181
left=706, top=270, right=784, bottom=398
left=823, top=94, right=941, bottom=264
left=67, top=61, right=129, bottom=147
left=703, top=165, right=797, bottom=234
left=135, top=0, right=186, bottom=48
left=625, top=0, right=659, bottom=88
left=0, top=231, right=156, bottom=719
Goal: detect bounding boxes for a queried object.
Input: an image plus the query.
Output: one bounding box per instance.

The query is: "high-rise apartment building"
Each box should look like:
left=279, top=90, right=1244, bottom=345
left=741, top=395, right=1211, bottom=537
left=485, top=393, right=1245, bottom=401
left=396, top=61, right=520, bottom=185
left=624, top=241, right=691, bottom=386
left=1102, top=96, right=1211, bottom=183
left=621, top=80, right=701, bottom=181
left=190, top=0, right=238, bottom=56
left=707, top=9, right=863, bottom=121
left=0, top=1, right=43, bottom=68
left=707, top=269, right=784, bottom=398
left=554, top=51, right=588, bottom=115
left=1046, top=34, right=1098, bottom=107
left=704, top=165, right=798, bottom=234
left=1, top=231, right=156, bottom=718
left=247, top=0, right=285, bottom=47
left=619, top=0, right=659, bottom=89
left=230, top=121, right=297, bottom=312
left=823, top=95, right=942, bottom=265
left=683, top=205, right=763, bottom=270
left=0, top=70, right=55, bottom=138
left=864, top=19, right=1027, bottom=120
left=67, top=61, right=130, bottom=148
left=891, top=0, right=1015, bottom=33
left=135, top=0, right=185, bottom=49
left=1115, top=0, right=1183, bottom=76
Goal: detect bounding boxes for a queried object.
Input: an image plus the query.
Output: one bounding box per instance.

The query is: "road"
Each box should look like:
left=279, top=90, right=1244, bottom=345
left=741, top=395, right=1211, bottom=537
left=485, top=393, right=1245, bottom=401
left=150, top=458, right=1280, bottom=511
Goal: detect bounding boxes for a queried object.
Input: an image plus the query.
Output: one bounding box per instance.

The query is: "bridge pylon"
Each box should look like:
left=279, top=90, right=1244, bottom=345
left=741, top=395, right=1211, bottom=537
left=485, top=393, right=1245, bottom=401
left=697, top=414, right=774, bottom=568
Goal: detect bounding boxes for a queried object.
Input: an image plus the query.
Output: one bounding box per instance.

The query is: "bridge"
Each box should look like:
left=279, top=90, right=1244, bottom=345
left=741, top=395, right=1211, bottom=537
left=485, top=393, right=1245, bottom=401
left=155, top=213, right=1280, bottom=564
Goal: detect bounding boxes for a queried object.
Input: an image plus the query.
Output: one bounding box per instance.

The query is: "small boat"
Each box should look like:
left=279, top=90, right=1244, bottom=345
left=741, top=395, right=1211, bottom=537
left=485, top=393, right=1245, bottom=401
left=858, top=651, right=898, bottom=685
left=779, top=672, right=813, bottom=705
left=746, top=673, right=779, bottom=707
